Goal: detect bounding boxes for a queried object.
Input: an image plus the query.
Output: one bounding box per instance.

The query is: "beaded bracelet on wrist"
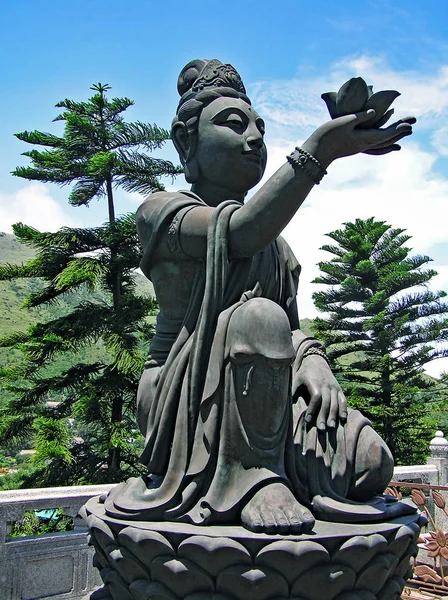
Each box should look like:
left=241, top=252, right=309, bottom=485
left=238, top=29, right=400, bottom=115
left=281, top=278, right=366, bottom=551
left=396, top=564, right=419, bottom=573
left=302, top=346, right=331, bottom=366
left=286, top=147, right=327, bottom=185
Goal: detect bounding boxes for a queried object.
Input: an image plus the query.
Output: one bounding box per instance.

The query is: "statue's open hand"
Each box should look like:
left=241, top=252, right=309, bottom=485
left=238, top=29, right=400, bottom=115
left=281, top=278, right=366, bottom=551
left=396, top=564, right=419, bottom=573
left=307, top=111, right=416, bottom=164
left=293, top=355, right=348, bottom=431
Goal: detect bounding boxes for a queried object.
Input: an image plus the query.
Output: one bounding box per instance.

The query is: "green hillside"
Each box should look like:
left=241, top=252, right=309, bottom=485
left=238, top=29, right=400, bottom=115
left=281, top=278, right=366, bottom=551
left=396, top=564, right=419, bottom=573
left=0, top=232, right=155, bottom=378
left=0, top=232, right=35, bottom=263
left=0, top=232, right=154, bottom=337
left=0, top=232, right=42, bottom=336
left=0, top=232, right=157, bottom=477
left=299, top=318, right=313, bottom=337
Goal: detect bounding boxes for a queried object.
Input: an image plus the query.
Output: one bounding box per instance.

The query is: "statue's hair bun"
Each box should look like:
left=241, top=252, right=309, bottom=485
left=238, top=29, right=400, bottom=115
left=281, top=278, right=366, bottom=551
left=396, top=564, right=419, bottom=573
left=177, top=59, right=209, bottom=97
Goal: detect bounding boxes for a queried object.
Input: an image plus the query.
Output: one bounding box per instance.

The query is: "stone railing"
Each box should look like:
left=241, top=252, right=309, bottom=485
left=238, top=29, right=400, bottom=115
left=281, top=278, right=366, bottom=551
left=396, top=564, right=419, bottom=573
left=0, top=483, right=115, bottom=600
left=1, top=432, right=448, bottom=600
left=393, top=431, right=448, bottom=490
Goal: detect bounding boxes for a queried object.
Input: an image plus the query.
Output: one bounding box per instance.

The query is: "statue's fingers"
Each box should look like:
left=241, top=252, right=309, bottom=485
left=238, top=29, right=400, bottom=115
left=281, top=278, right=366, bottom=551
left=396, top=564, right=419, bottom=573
left=366, top=121, right=412, bottom=146
left=305, top=390, right=322, bottom=424
left=338, top=390, right=348, bottom=421
left=291, top=373, right=303, bottom=398
left=369, top=130, right=411, bottom=149
left=364, top=144, right=401, bottom=155
left=327, top=389, right=339, bottom=428
left=384, top=121, right=413, bottom=139
left=348, top=109, right=377, bottom=126
left=389, top=116, right=417, bottom=127
left=317, top=387, right=331, bottom=431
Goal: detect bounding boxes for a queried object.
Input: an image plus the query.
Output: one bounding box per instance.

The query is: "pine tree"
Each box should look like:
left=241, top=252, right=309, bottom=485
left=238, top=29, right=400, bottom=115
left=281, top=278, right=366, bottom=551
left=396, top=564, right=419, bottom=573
left=0, top=84, right=181, bottom=486
left=312, top=217, right=448, bottom=464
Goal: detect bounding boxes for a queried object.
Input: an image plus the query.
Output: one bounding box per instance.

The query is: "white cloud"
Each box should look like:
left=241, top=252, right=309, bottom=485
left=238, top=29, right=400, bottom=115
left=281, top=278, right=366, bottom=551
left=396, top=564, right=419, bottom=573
left=432, top=126, right=448, bottom=156
left=248, top=54, right=448, bottom=377
left=121, top=191, right=144, bottom=204
left=279, top=144, right=448, bottom=315
left=251, top=55, right=448, bottom=136
left=0, top=184, right=79, bottom=233
left=425, top=357, right=448, bottom=379
left=433, top=265, right=448, bottom=290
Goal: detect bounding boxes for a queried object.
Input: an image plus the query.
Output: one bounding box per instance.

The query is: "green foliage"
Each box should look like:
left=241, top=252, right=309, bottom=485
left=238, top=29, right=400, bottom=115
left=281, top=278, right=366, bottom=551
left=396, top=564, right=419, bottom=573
left=312, top=218, right=448, bottom=464
left=10, top=508, right=73, bottom=538
left=33, top=417, right=73, bottom=465
left=0, top=221, right=157, bottom=485
left=13, top=83, right=182, bottom=214
left=0, top=84, right=179, bottom=487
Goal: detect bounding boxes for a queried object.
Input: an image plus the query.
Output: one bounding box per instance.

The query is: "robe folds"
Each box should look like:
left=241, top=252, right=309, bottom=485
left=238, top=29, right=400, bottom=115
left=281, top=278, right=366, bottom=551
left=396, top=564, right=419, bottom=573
left=104, top=191, right=401, bottom=525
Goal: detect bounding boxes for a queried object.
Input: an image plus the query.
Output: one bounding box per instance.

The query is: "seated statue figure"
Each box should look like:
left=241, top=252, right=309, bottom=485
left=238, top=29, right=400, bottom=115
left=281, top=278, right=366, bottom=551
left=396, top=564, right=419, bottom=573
left=105, top=59, right=416, bottom=534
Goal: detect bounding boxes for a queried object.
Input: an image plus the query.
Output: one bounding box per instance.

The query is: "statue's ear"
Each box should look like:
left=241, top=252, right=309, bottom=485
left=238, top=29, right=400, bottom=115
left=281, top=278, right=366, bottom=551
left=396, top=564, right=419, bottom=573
left=172, top=121, right=188, bottom=164
left=171, top=121, right=199, bottom=183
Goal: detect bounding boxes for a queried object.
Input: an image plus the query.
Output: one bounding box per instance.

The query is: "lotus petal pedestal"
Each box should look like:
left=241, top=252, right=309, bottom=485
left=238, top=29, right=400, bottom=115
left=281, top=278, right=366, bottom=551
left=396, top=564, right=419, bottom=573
left=82, top=496, right=423, bottom=600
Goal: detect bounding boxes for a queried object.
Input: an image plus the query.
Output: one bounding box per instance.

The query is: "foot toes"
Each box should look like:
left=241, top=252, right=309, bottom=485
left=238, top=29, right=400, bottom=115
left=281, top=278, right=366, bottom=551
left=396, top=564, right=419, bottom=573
left=300, top=518, right=315, bottom=533
left=262, top=512, right=277, bottom=535
left=272, top=510, right=290, bottom=535
left=241, top=483, right=316, bottom=535
left=289, top=521, right=304, bottom=535
left=300, top=511, right=315, bottom=533
left=248, top=518, right=264, bottom=533
left=284, top=507, right=315, bottom=534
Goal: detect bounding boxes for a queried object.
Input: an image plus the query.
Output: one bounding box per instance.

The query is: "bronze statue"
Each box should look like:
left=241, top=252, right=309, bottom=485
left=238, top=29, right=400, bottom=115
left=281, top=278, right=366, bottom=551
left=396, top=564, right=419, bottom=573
left=104, top=59, right=416, bottom=535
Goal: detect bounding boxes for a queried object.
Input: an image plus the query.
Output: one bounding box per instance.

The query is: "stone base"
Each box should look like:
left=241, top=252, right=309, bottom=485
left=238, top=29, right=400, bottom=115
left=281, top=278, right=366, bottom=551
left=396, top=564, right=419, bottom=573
left=82, top=496, right=424, bottom=600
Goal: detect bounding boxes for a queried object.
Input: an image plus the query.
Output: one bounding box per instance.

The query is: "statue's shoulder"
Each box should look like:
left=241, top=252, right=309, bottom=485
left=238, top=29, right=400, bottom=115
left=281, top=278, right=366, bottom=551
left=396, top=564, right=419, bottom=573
left=136, top=191, right=204, bottom=265
left=137, top=190, right=186, bottom=219
left=137, top=190, right=203, bottom=225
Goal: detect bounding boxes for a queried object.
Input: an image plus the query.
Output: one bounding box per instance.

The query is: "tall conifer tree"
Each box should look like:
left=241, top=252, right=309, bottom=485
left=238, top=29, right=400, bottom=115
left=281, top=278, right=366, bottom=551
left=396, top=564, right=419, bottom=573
left=312, top=218, right=448, bottom=464
left=0, top=84, right=181, bottom=485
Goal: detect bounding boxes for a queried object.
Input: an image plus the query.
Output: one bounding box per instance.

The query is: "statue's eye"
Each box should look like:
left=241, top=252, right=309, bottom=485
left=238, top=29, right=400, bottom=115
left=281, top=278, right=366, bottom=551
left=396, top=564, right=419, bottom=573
left=225, top=116, right=244, bottom=129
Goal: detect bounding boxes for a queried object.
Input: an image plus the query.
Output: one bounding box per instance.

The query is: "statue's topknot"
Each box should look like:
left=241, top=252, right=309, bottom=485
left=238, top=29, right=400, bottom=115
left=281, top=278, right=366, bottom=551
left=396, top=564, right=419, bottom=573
left=176, top=59, right=246, bottom=108
left=177, top=59, right=210, bottom=96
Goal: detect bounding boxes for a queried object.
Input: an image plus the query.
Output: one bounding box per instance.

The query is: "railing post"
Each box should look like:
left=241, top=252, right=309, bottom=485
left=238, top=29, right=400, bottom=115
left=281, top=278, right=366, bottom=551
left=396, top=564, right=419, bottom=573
left=427, top=431, right=448, bottom=485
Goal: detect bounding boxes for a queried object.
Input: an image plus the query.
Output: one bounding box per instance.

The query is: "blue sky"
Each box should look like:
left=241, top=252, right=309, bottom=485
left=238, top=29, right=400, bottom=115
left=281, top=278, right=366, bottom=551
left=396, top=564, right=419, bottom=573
left=1, top=0, right=448, bottom=373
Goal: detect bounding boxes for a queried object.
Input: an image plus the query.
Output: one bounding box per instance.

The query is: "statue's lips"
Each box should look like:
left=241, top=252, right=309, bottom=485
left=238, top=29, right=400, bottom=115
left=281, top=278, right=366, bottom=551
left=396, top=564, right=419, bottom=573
left=243, top=151, right=263, bottom=164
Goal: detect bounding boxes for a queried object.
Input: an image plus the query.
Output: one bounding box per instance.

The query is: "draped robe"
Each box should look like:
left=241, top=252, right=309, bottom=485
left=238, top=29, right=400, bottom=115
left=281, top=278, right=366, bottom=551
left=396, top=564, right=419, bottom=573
left=105, top=191, right=405, bottom=525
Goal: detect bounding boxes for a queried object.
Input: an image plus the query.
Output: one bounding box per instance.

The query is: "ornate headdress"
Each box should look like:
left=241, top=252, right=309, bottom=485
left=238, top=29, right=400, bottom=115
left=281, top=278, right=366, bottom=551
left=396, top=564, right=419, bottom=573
left=176, top=59, right=250, bottom=113
left=178, top=59, right=245, bottom=102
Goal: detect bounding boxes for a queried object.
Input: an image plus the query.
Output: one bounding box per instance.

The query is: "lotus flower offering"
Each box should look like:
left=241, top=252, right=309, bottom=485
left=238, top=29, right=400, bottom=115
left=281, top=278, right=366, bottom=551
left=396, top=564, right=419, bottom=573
left=322, top=77, right=400, bottom=129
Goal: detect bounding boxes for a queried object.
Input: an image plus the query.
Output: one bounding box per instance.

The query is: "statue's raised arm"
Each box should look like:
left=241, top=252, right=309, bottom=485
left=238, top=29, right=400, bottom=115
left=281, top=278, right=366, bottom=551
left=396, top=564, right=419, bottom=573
left=162, top=60, right=415, bottom=260
left=108, top=59, right=417, bottom=535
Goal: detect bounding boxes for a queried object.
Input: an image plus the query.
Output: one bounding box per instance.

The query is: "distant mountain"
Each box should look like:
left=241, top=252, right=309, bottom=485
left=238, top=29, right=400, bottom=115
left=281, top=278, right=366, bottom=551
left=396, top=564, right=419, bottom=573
left=0, top=232, right=60, bottom=337
left=0, top=231, right=35, bottom=263
left=0, top=232, right=154, bottom=335
left=0, top=233, right=155, bottom=378
left=300, top=318, right=313, bottom=337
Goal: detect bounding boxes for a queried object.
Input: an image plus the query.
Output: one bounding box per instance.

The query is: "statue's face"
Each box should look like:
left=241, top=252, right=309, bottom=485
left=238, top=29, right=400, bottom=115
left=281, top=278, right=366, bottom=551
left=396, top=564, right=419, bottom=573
left=194, top=97, right=267, bottom=195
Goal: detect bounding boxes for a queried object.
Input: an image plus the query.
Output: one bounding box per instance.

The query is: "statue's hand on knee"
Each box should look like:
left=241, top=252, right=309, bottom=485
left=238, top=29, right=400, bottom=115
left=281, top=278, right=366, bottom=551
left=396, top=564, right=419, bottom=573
left=293, top=355, right=348, bottom=431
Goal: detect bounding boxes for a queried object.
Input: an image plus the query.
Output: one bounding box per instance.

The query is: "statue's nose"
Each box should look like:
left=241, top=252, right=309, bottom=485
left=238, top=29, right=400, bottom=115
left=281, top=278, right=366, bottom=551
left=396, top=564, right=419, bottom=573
left=247, top=132, right=264, bottom=149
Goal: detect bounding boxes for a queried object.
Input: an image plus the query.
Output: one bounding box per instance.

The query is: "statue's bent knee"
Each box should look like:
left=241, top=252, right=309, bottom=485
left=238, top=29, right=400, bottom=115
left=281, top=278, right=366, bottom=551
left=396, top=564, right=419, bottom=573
left=226, top=298, right=295, bottom=363
left=349, top=425, right=394, bottom=501
left=226, top=298, right=295, bottom=439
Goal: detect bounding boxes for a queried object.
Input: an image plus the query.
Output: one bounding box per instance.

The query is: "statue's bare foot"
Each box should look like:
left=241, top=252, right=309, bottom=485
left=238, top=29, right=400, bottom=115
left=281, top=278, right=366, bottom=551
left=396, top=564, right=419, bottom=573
left=241, top=482, right=314, bottom=534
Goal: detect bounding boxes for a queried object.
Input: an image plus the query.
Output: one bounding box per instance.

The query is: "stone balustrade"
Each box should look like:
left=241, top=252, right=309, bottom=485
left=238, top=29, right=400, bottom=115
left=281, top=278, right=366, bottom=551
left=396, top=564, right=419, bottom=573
left=1, top=432, right=448, bottom=600
left=0, top=483, right=115, bottom=600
